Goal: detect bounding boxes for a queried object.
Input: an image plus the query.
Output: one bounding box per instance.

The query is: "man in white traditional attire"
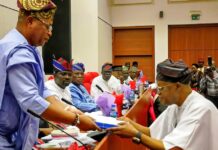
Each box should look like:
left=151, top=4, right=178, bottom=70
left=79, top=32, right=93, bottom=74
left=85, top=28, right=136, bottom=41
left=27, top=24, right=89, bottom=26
left=122, top=65, right=132, bottom=85
left=45, top=57, right=72, bottom=103
left=108, top=59, right=218, bottom=150
left=91, top=63, right=121, bottom=100
left=45, top=57, right=82, bottom=114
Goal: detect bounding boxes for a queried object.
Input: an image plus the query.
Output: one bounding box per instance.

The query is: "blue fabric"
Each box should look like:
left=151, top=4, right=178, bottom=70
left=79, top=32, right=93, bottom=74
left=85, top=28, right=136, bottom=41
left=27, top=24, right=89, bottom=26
left=72, top=63, right=85, bottom=72
left=69, top=83, right=97, bottom=112
left=0, top=29, right=50, bottom=149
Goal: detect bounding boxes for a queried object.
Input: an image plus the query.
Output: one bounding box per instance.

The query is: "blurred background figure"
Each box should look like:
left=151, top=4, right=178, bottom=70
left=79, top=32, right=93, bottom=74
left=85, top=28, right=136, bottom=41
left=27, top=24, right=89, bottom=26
left=124, top=62, right=131, bottom=70
left=197, top=58, right=205, bottom=74
left=190, top=63, right=201, bottom=91
left=121, top=65, right=132, bottom=85
left=91, top=63, right=121, bottom=100
left=199, top=66, right=218, bottom=108
left=129, top=66, right=138, bottom=81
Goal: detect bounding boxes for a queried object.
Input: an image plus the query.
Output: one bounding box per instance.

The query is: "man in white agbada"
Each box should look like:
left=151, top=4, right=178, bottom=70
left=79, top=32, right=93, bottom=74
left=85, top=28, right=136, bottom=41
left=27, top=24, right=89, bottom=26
left=45, top=57, right=72, bottom=103
left=122, top=65, right=133, bottom=85
left=108, top=59, right=218, bottom=150
left=45, top=78, right=71, bottom=103
left=91, top=63, right=121, bottom=100
left=45, top=57, right=82, bottom=114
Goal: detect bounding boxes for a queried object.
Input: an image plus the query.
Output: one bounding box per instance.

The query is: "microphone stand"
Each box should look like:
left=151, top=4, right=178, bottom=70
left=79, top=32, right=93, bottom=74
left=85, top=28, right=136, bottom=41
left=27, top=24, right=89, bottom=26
left=27, top=109, right=88, bottom=150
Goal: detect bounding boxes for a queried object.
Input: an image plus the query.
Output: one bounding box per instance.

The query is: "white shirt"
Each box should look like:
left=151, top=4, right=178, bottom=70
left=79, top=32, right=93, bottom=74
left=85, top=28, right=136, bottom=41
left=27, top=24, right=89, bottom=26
left=91, top=75, right=121, bottom=100
left=124, top=76, right=133, bottom=85
left=150, top=91, right=218, bottom=150
left=45, top=80, right=72, bottom=103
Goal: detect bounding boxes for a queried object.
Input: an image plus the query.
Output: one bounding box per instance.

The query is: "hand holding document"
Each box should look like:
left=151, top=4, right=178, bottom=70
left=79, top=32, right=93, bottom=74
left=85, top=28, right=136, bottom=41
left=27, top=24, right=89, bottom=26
left=86, top=112, right=124, bottom=129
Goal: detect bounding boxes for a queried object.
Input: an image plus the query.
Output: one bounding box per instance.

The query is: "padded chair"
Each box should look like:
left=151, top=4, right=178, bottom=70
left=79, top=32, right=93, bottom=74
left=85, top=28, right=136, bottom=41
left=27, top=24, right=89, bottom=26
left=83, top=72, right=99, bottom=94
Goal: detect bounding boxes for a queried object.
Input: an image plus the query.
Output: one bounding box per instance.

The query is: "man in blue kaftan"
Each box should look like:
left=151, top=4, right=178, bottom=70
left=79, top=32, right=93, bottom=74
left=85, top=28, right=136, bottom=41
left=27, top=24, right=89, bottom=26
left=0, top=1, right=99, bottom=149
left=70, top=63, right=98, bottom=112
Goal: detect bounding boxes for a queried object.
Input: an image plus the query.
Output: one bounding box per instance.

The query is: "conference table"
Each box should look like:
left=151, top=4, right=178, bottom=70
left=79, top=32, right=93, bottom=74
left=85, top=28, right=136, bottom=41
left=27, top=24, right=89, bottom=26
left=40, top=96, right=150, bottom=150
left=94, top=97, right=150, bottom=150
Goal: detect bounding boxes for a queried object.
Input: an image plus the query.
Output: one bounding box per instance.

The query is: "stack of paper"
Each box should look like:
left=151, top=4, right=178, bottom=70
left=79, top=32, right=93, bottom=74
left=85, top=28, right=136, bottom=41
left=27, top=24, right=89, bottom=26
left=38, top=133, right=96, bottom=148
left=87, top=113, right=124, bottom=129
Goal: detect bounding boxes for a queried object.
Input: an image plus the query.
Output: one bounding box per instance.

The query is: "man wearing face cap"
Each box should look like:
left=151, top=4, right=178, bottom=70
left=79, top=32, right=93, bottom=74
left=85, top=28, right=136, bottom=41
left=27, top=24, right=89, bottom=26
left=91, top=63, right=121, bottom=100
left=0, top=1, right=99, bottom=149
left=107, top=59, right=218, bottom=150
left=69, top=62, right=98, bottom=112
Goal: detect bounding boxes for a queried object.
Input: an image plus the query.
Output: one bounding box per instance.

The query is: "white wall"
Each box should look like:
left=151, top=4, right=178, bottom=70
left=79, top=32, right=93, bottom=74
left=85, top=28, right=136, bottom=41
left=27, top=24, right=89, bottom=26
left=98, top=0, right=113, bottom=71
left=71, top=0, right=112, bottom=72
left=0, top=0, right=18, bottom=38
left=0, top=0, right=113, bottom=73
left=98, top=0, right=111, bottom=24
left=1, top=0, right=217, bottom=73
left=0, top=1, right=43, bottom=55
left=111, top=0, right=218, bottom=70
left=98, top=20, right=112, bottom=71
left=71, top=0, right=99, bottom=72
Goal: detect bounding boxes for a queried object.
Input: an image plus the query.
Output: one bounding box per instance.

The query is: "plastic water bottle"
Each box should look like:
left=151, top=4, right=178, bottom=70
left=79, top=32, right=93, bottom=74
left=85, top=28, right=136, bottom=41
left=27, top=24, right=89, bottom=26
left=129, top=89, right=135, bottom=102
left=110, top=104, right=117, bottom=118
left=145, top=81, right=149, bottom=88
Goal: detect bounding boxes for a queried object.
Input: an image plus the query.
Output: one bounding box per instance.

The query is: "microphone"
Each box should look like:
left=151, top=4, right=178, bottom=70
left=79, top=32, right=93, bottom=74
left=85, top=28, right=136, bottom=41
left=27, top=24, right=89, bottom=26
left=61, top=98, right=80, bottom=110
left=61, top=98, right=73, bottom=106
left=27, top=109, right=88, bottom=150
left=96, top=85, right=104, bottom=93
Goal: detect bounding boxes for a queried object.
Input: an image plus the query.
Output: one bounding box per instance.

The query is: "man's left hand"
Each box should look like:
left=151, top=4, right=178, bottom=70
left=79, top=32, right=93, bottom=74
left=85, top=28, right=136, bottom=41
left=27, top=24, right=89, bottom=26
left=107, top=121, right=138, bottom=138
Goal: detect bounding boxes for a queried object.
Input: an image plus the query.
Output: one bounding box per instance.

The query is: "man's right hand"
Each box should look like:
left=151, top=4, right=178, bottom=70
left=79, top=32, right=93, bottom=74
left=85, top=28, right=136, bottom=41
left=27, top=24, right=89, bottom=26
left=77, top=115, right=101, bottom=131
left=67, top=106, right=84, bottom=115
left=118, top=116, right=132, bottom=124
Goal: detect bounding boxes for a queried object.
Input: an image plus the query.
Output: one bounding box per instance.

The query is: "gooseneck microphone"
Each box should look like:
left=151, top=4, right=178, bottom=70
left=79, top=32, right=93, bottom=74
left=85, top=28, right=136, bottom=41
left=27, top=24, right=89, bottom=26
left=27, top=109, right=88, bottom=150
left=96, top=85, right=104, bottom=93
left=61, top=98, right=73, bottom=106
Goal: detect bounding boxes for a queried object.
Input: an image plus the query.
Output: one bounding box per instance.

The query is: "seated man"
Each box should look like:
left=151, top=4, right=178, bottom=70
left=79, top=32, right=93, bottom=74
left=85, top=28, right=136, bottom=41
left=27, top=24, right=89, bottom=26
left=91, top=63, right=121, bottom=100
left=69, top=62, right=98, bottom=112
left=108, top=59, right=218, bottom=150
left=132, top=61, right=144, bottom=80
left=43, top=58, right=83, bottom=128
left=45, top=57, right=73, bottom=104
left=122, top=65, right=132, bottom=85
left=45, top=58, right=82, bottom=114
left=42, top=58, right=83, bottom=136
left=129, top=66, right=138, bottom=81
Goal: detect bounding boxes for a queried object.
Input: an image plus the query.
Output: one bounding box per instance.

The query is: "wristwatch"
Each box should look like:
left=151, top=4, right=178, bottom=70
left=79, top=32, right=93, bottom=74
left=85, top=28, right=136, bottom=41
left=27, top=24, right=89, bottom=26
left=72, top=113, right=80, bottom=126
left=132, top=131, right=142, bottom=144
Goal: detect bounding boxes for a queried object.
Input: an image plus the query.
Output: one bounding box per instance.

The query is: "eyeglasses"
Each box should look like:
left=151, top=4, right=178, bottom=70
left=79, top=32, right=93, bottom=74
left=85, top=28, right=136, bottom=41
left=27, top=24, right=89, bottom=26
left=157, top=84, right=175, bottom=93
left=34, top=17, right=53, bottom=32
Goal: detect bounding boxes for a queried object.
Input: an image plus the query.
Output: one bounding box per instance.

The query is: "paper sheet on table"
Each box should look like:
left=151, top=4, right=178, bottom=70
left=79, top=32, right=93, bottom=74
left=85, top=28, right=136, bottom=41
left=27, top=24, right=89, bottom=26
left=86, top=113, right=124, bottom=129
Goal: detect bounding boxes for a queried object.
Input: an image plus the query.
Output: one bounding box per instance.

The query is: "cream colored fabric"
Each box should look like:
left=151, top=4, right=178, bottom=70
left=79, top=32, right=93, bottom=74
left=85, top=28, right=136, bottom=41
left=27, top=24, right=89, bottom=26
left=150, top=91, right=218, bottom=150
